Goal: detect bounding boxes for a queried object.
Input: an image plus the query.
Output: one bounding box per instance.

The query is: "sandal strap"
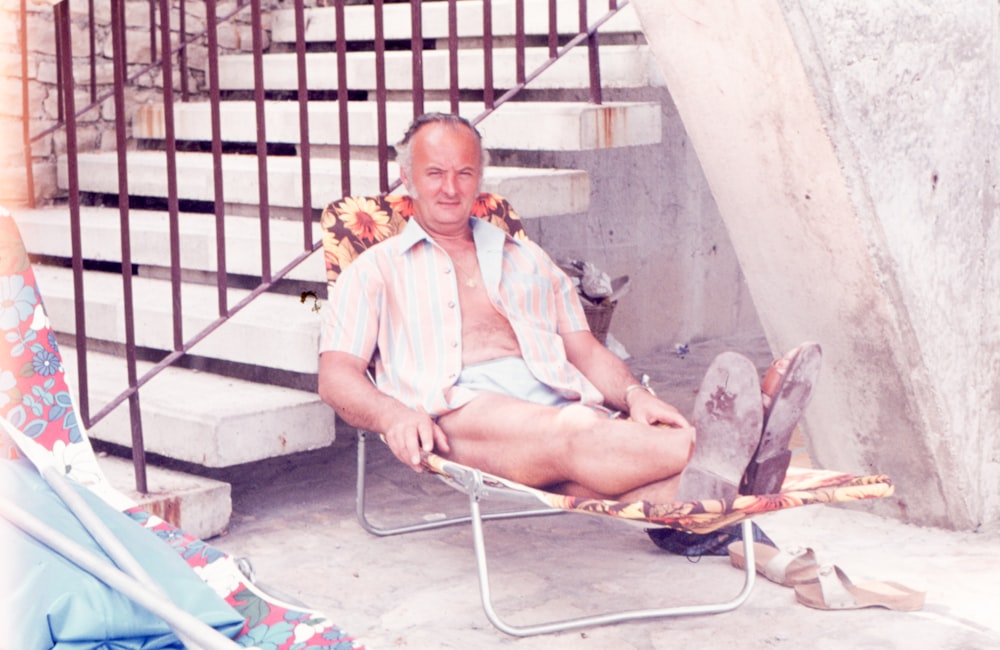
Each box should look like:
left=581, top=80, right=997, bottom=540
left=761, top=546, right=814, bottom=583
left=815, top=565, right=858, bottom=609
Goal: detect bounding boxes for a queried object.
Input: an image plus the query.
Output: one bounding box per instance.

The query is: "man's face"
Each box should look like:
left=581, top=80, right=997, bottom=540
left=402, top=122, right=482, bottom=235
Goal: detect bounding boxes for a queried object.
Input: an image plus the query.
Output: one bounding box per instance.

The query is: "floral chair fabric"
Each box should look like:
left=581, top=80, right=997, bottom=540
left=320, top=193, right=526, bottom=287
left=0, top=208, right=363, bottom=649
left=425, top=453, right=893, bottom=535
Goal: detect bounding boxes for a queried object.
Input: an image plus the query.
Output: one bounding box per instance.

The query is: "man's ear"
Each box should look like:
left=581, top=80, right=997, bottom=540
left=399, top=167, right=411, bottom=192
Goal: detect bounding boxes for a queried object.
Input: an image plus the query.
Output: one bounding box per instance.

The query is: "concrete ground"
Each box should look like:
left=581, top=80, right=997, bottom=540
left=211, top=337, right=1000, bottom=649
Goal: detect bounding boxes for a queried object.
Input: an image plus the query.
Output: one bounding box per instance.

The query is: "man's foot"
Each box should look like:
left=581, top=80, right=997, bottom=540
left=740, top=342, right=823, bottom=495
left=676, top=351, right=763, bottom=502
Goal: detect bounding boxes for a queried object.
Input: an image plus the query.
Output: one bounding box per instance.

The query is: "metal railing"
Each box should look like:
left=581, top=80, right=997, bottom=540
left=19, top=0, right=630, bottom=491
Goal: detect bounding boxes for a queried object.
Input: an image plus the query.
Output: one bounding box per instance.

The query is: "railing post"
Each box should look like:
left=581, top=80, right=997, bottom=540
left=112, top=0, right=148, bottom=494
left=53, top=7, right=63, bottom=122
left=148, top=0, right=156, bottom=62
left=157, top=0, right=184, bottom=351
left=335, top=0, right=351, bottom=197
left=548, top=0, right=558, bottom=58
left=581, top=0, right=602, bottom=105
left=410, top=0, right=424, bottom=118
left=374, top=0, right=389, bottom=192
left=87, top=0, right=96, bottom=103
left=514, top=0, right=525, bottom=86
left=179, top=0, right=189, bottom=101
left=294, top=0, right=313, bottom=244
left=482, top=0, right=494, bottom=109
left=205, top=0, right=229, bottom=316
left=250, top=0, right=272, bottom=283
left=18, top=0, right=35, bottom=207
left=447, top=0, right=459, bottom=114
left=53, top=0, right=89, bottom=428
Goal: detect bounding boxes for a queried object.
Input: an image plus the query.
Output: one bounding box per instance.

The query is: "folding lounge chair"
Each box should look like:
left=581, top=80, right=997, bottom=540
left=0, top=208, right=364, bottom=649
left=320, top=194, right=895, bottom=636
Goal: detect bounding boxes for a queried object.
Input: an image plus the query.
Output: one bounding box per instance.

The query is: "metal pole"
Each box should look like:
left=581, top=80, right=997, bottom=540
left=250, top=0, right=272, bottom=283
left=335, top=0, right=351, bottom=196
left=294, top=0, right=313, bottom=243
left=114, top=0, right=148, bottom=494
left=205, top=0, right=229, bottom=316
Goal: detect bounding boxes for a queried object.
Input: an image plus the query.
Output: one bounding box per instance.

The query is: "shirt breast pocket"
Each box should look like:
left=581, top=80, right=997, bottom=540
left=499, top=272, right=560, bottom=330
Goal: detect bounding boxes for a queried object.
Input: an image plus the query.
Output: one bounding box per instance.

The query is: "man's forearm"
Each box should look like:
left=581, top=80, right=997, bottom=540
left=563, top=331, right=644, bottom=410
left=317, top=352, right=412, bottom=434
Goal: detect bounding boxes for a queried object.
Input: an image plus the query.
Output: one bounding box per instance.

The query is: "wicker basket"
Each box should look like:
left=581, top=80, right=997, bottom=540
left=583, top=299, right=617, bottom=344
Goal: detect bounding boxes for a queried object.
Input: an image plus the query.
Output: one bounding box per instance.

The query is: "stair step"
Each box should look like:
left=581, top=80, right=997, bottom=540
left=57, top=151, right=590, bottom=218
left=217, top=44, right=661, bottom=92
left=35, top=265, right=323, bottom=374
left=61, top=347, right=336, bottom=468
left=134, top=100, right=662, bottom=151
left=272, top=0, right=642, bottom=44
left=15, top=206, right=325, bottom=282
left=98, top=454, right=232, bottom=539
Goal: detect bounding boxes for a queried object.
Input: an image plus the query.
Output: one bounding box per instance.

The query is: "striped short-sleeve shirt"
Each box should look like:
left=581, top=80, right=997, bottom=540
left=319, top=217, right=604, bottom=417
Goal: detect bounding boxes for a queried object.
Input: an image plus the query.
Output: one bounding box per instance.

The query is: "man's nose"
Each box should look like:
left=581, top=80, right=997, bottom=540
left=441, top=172, right=458, bottom=194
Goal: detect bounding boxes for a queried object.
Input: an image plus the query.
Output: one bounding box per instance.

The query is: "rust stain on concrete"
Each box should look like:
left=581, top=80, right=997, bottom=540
left=146, top=496, right=182, bottom=528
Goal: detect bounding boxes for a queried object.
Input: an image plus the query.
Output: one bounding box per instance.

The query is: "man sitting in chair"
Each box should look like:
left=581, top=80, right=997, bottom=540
left=318, top=113, right=817, bottom=504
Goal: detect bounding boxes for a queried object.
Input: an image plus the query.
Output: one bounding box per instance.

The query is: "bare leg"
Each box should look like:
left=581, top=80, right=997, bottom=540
left=551, top=475, right=683, bottom=503
left=435, top=394, right=694, bottom=500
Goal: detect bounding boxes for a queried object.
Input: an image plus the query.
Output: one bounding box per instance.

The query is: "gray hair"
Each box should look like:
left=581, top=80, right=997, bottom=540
left=395, top=112, right=490, bottom=180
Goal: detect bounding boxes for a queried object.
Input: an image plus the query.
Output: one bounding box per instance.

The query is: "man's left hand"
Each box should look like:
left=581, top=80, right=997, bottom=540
left=627, top=390, right=690, bottom=428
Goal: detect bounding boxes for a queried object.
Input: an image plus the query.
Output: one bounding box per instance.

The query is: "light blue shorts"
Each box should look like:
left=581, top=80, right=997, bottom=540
left=455, top=357, right=576, bottom=407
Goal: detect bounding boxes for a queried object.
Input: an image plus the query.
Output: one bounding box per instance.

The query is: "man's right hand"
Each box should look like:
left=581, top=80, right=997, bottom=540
left=383, top=408, right=451, bottom=472
left=319, top=351, right=452, bottom=472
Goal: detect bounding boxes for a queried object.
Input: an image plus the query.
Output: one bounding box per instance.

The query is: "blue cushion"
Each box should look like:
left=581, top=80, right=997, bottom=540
left=0, top=459, right=244, bottom=649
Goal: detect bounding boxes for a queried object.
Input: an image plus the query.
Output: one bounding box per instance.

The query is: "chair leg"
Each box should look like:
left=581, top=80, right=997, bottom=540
left=466, top=484, right=759, bottom=637
left=354, top=430, right=559, bottom=536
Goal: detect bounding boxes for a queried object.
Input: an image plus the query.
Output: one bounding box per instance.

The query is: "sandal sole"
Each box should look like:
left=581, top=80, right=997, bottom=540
left=677, top=352, right=762, bottom=502
left=741, top=342, right=822, bottom=495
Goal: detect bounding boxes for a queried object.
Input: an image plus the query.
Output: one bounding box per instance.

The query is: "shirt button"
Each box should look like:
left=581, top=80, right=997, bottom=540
left=447, top=300, right=456, bottom=308
left=451, top=341, right=459, bottom=348
left=444, top=267, right=452, bottom=274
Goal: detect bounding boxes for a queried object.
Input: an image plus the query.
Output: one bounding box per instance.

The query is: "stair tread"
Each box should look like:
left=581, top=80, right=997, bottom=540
left=217, top=44, right=659, bottom=91
left=61, top=346, right=325, bottom=416
left=16, top=205, right=325, bottom=281
left=60, top=347, right=337, bottom=468
left=36, top=264, right=323, bottom=373
left=57, top=151, right=590, bottom=218
left=133, top=100, right=662, bottom=151
left=271, top=0, right=641, bottom=43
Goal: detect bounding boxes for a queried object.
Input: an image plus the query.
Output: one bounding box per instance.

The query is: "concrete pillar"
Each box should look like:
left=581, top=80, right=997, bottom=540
left=632, top=0, right=999, bottom=529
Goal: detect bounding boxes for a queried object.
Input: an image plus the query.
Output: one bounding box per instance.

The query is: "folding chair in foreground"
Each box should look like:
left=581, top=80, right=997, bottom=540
left=0, top=208, right=363, bottom=649
left=321, top=194, right=895, bottom=637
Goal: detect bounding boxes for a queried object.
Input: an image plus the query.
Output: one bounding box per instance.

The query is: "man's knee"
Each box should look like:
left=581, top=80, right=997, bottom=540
left=552, top=403, right=603, bottom=444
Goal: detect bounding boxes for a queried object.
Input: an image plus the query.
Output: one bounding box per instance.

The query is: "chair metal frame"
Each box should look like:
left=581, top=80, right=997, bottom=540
left=353, top=429, right=759, bottom=637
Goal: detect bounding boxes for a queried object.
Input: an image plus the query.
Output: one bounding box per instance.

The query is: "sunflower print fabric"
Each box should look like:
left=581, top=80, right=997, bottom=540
left=320, top=193, right=526, bottom=286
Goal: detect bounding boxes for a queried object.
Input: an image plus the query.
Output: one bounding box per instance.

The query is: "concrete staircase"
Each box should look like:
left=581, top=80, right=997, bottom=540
left=29, top=0, right=659, bottom=532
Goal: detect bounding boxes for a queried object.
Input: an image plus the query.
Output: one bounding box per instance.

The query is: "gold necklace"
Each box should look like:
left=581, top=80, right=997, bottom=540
left=453, top=258, right=480, bottom=288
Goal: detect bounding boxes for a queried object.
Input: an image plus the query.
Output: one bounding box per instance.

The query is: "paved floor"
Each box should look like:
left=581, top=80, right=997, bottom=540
left=214, top=337, right=1000, bottom=649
